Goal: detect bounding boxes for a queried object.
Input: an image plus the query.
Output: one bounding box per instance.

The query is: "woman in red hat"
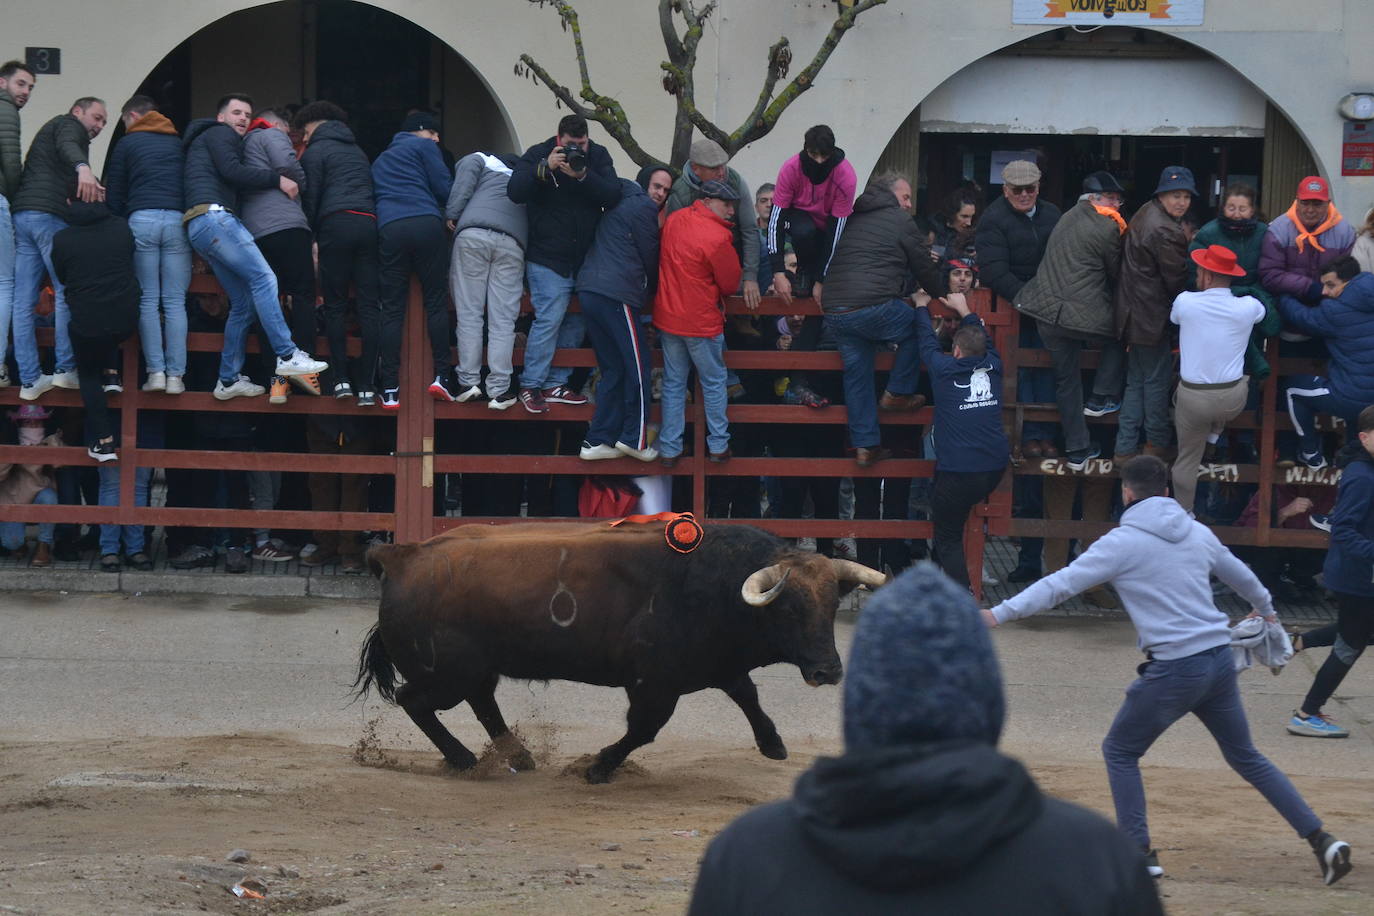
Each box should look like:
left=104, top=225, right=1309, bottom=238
left=1169, top=244, right=1267, bottom=513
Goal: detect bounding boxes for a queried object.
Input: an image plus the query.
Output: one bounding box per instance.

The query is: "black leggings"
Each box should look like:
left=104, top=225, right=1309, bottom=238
left=1300, top=592, right=1374, bottom=716
left=931, top=467, right=1006, bottom=588
left=71, top=331, right=127, bottom=444
left=318, top=211, right=381, bottom=390
left=255, top=227, right=318, bottom=358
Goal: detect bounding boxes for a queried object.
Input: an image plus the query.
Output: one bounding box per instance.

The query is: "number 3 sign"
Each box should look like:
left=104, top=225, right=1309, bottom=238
left=25, top=47, right=61, bottom=75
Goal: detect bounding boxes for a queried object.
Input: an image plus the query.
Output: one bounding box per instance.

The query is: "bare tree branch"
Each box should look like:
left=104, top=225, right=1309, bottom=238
left=518, top=0, right=885, bottom=171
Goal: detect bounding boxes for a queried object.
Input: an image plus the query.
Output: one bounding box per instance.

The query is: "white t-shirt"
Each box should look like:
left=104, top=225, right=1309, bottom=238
left=1170, top=287, right=1265, bottom=385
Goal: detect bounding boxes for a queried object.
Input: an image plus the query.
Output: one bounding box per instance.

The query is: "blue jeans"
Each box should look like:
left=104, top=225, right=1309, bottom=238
left=825, top=299, right=922, bottom=449
left=1114, top=343, right=1174, bottom=455
left=11, top=210, right=73, bottom=384
left=1, top=486, right=57, bottom=548
left=658, top=331, right=729, bottom=457
left=1285, top=374, right=1367, bottom=455
left=98, top=464, right=152, bottom=555
left=0, top=196, right=14, bottom=373
left=186, top=210, right=296, bottom=384
left=520, top=262, right=582, bottom=391
left=1102, top=645, right=1320, bottom=850
left=129, top=209, right=192, bottom=376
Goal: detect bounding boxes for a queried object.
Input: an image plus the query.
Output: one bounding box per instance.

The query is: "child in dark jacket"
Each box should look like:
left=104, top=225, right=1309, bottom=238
left=49, top=200, right=139, bottom=462
left=1289, top=404, right=1374, bottom=738
left=914, top=290, right=1010, bottom=588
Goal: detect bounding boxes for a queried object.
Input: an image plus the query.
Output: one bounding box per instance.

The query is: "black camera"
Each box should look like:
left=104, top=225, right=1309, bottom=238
left=558, top=144, right=588, bottom=172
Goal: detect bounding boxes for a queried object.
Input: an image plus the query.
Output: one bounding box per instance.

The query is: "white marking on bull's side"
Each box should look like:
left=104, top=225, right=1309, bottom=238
left=550, top=548, right=578, bottom=627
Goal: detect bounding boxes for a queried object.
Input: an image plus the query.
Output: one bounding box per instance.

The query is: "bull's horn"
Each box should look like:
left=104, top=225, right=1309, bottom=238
left=830, top=558, right=887, bottom=589
left=741, top=565, right=791, bottom=607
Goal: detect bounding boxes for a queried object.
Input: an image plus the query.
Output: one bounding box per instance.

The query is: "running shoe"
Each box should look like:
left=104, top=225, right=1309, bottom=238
left=381, top=389, right=400, bottom=410
left=1298, top=449, right=1328, bottom=470
left=1309, top=514, right=1332, bottom=533
left=1286, top=710, right=1349, bottom=738
left=269, top=375, right=290, bottom=404
left=1083, top=395, right=1121, bottom=417
left=1309, top=831, right=1352, bottom=886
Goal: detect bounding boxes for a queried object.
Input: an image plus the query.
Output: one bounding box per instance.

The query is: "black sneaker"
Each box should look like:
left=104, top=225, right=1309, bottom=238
left=1298, top=449, right=1328, bottom=470
left=1007, top=565, right=1041, bottom=584
left=102, top=369, right=124, bottom=394
left=1309, top=514, right=1332, bottom=533
left=1309, top=831, right=1352, bottom=886
left=381, top=388, right=400, bottom=410
left=487, top=389, right=517, bottom=411
left=428, top=374, right=459, bottom=402
left=356, top=390, right=376, bottom=407
left=1065, top=443, right=1102, bottom=472
left=87, top=438, right=118, bottom=462
left=224, top=547, right=249, bottom=574
left=169, top=545, right=217, bottom=569
left=1083, top=395, right=1121, bottom=417
left=1143, top=849, right=1163, bottom=878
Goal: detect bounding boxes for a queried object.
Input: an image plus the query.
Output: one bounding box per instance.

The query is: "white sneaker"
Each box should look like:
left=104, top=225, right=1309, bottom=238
left=142, top=371, right=167, bottom=392
left=455, top=384, right=484, bottom=403
left=52, top=370, right=81, bottom=389
left=214, top=375, right=267, bottom=400
left=275, top=349, right=328, bottom=377
left=579, top=442, right=622, bottom=461
left=19, top=374, right=54, bottom=401
left=165, top=375, right=185, bottom=395
left=614, top=441, right=660, bottom=462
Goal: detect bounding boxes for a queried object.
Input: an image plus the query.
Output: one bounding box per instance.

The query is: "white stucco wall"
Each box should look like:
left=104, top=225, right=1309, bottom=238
left=7, top=0, right=1374, bottom=209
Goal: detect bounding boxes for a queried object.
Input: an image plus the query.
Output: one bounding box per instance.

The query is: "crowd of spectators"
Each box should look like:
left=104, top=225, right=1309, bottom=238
left=1, top=58, right=1370, bottom=599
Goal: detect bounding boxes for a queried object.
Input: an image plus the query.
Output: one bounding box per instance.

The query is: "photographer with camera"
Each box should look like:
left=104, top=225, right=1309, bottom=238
left=507, top=114, right=620, bottom=413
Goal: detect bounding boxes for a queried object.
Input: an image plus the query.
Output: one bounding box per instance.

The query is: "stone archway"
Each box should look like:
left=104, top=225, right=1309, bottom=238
left=118, top=0, right=519, bottom=161
left=870, top=26, right=1319, bottom=218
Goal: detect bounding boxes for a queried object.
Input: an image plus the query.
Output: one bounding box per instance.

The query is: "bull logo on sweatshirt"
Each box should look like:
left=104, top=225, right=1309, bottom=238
left=956, top=366, right=996, bottom=407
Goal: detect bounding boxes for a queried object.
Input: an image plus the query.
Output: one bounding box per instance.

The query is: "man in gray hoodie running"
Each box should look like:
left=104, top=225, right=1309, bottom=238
left=984, top=455, right=1352, bottom=886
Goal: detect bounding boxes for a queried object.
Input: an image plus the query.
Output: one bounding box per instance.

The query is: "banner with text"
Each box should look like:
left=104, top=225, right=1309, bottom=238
left=1013, top=0, right=1204, bottom=26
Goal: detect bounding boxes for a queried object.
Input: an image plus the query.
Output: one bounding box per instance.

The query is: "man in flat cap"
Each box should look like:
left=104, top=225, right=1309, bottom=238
left=666, top=137, right=760, bottom=309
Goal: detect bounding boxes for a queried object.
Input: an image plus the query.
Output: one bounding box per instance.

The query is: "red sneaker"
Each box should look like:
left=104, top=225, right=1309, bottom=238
left=541, top=385, right=587, bottom=405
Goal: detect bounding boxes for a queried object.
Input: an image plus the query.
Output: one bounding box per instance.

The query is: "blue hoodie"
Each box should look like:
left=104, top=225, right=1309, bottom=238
left=370, top=131, right=451, bottom=228
left=1276, top=271, right=1374, bottom=403
left=991, top=496, right=1273, bottom=659
left=1324, top=443, right=1374, bottom=597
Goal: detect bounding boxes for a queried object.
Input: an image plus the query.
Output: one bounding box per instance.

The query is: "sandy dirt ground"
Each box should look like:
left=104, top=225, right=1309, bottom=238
left=1, top=593, right=1371, bottom=915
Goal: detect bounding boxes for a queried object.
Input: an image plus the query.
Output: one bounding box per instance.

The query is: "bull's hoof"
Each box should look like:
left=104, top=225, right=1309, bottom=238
left=759, top=741, right=788, bottom=761
left=585, top=763, right=615, bottom=784
left=508, top=750, right=537, bottom=772
left=443, top=752, right=478, bottom=771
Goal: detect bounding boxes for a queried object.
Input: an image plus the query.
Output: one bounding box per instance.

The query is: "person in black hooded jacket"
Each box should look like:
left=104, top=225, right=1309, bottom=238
left=689, top=563, right=1162, bottom=916
left=294, top=101, right=380, bottom=401
left=49, top=200, right=139, bottom=461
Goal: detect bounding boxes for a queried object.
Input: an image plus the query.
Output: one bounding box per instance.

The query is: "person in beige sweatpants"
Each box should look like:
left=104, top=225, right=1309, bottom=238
left=1169, top=244, right=1266, bottom=513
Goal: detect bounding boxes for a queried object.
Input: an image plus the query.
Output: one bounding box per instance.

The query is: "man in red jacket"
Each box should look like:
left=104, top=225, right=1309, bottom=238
left=655, top=180, right=742, bottom=466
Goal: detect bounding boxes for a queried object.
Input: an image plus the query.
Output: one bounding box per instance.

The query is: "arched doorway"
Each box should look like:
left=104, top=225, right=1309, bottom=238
left=873, top=27, right=1317, bottom=223
left=112, top=0, right=515, bottom=164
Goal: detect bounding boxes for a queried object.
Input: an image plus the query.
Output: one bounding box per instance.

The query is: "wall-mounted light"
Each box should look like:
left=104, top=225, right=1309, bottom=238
left=1338, top=93, right=1374, bottom=121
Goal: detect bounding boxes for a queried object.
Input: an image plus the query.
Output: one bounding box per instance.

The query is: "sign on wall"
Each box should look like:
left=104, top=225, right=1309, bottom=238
left=1342, top=122, right=1374, bottom=177
left=1013, top=1, right=1204, bottom=26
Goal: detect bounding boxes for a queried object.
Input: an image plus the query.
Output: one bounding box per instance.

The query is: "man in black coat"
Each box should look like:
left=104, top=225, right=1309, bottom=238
left=294, top=100, right=380, bottom=402
left=819, top=171, right=944, bottom=467
left=182, top=93, right=327, bottom=401
left=506, top=113, right=620, bottom=414
left=689, top=564, right=1163, bottom=916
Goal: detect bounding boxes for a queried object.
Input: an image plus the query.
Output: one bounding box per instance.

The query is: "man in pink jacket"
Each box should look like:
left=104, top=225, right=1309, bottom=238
left=764, top=124, right=856, bottom=304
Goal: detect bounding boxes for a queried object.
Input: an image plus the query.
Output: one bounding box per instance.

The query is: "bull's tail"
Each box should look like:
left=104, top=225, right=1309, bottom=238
left=352, top=624, right=399, bottom=704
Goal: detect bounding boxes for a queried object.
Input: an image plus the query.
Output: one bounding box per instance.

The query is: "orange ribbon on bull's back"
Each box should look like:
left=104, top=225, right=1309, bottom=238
left=609, top=512, right=705, bottom=554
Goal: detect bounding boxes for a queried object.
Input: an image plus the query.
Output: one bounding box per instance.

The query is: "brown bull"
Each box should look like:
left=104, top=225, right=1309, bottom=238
left=353, top=521, right=884, bottom=782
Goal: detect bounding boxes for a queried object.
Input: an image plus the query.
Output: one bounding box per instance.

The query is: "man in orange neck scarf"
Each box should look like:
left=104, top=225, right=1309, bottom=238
left=1259, top=176, right=1354, bottom=306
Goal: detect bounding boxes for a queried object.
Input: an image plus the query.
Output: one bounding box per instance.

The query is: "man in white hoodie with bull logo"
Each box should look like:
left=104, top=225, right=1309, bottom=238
left=984, top=454, right=1353, bottom=886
